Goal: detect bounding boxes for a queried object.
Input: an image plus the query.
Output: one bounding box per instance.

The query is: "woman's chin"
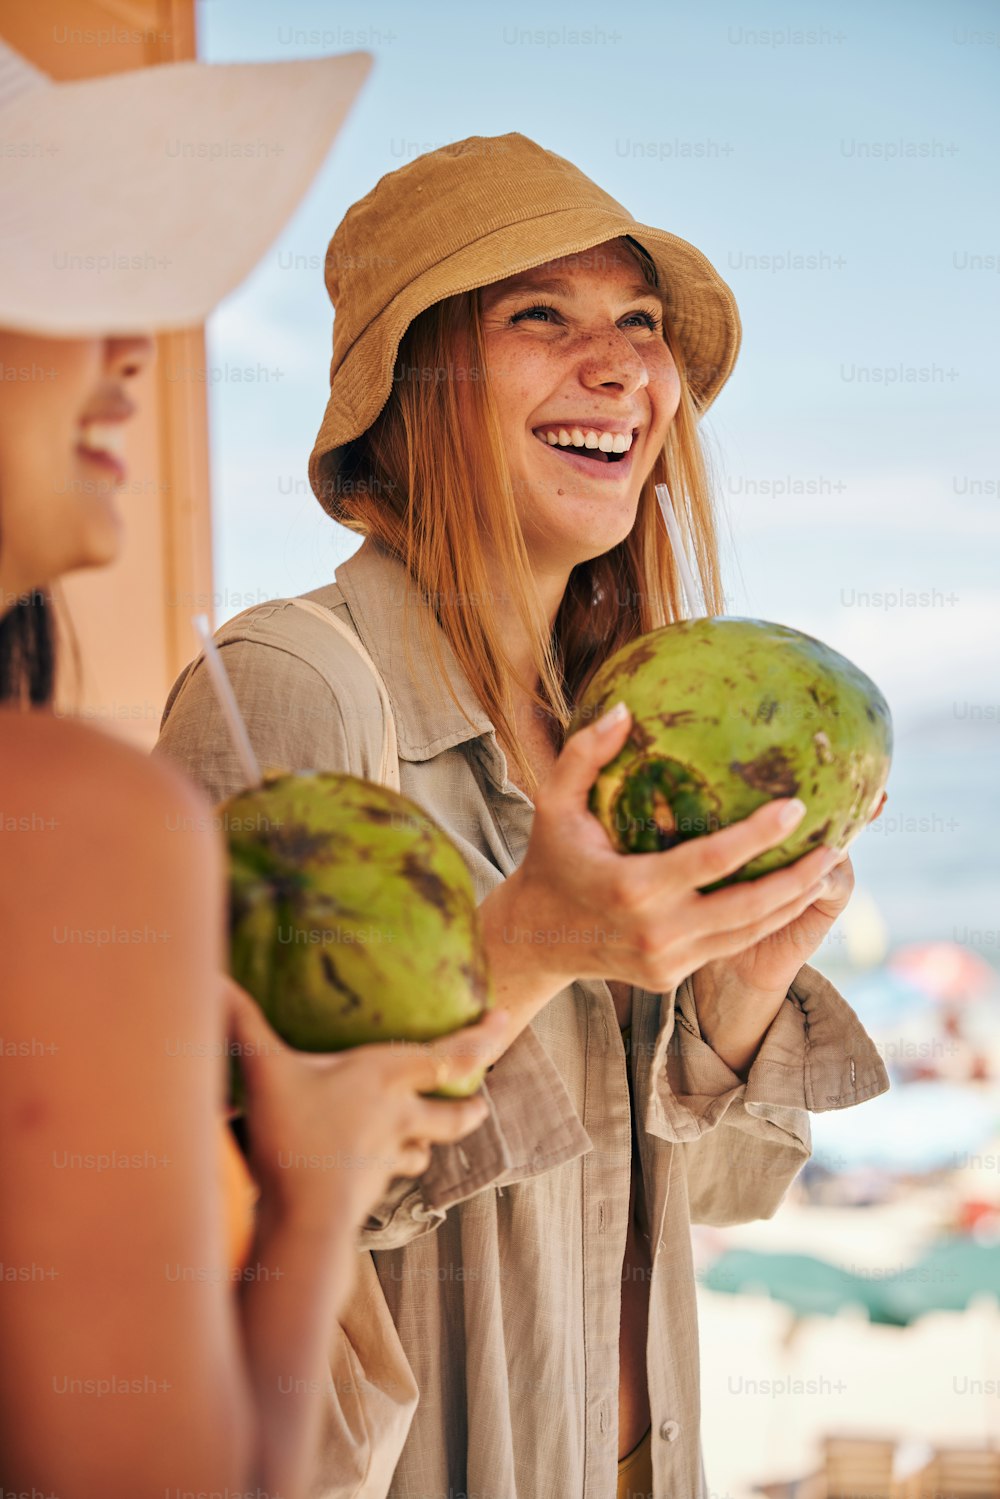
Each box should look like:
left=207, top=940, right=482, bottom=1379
left=556, top=511, right=638, bottom=563
left=71, top=503, right=126, bottom=574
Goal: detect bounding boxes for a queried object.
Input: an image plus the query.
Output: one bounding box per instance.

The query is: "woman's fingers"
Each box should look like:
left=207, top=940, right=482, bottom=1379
left=698, top=875, right=830, bottom=964
left=406, top=1092, right=492, bottom=1146
left=657, top=796, right=812, bottom=897
left=684, top=840, right=839, bottom=939
left=393, top=1144, right=433, bottom=1179
left=539, top=702, right=633, bottom=818
left=226, top=977, right=501, bottom=1134
left=385, top=1008, right=511, bottom=1096
left=617, top=843, right=840, bottom=989
left=221, top=975, right=285, bottom=1079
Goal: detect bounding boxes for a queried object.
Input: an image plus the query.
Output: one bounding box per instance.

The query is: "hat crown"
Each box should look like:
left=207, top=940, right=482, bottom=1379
left=324, top=132, right=626, bottom=341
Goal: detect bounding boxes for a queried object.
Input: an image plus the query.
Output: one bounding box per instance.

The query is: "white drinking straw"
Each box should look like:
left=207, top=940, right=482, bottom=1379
left=655, top=482, right=707, bottom=620
left=192, top=614, right=262, bottom=789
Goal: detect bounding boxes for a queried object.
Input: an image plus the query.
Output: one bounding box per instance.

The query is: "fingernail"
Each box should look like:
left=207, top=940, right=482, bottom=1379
left=595, top=701, right=629, bottom=732
left=777, top=797, right=807, bottom=829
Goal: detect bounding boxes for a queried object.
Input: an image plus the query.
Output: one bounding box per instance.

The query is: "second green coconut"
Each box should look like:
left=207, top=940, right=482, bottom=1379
left=223, top=771, right=493, bottom=1097
left=570, top=618, right=892, bottom=892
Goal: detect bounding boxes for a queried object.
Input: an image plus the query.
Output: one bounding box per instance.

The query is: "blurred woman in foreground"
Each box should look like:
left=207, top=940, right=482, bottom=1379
left=0, top=39, right=504, bottom=1499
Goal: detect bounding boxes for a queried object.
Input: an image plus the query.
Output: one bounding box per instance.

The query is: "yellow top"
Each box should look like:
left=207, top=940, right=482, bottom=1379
left=219, top=1121, right=257, bottom=1273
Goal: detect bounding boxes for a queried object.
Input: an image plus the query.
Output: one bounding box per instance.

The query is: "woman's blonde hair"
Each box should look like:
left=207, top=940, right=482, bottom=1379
left=334, top=237, right=726, bottom=796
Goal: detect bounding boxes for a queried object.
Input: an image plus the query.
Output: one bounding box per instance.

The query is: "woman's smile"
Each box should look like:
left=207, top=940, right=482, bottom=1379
left=74, top=412, right=133, bottom=486
left=530, top=420, right=641, bottom=484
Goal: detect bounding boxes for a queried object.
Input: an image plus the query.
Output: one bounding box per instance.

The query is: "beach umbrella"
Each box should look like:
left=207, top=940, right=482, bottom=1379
left=701, top=1240, right=1000, bottom=1328
left=700, top=1249, right=887, bottom=1322
left=876, top=1238, right=1000, bottom=1323
left=887, top=942, right=998, bottom=1005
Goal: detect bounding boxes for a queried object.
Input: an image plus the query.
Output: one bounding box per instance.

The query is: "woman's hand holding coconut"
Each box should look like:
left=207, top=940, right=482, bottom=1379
left=479, top=703, right=874, bottom=1076
left=692, top=788, right=886, bottom=1074
left=224, top=978, right=506, bottom=1241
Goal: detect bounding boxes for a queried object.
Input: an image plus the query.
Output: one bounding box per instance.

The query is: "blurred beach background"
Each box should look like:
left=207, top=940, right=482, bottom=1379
left=192, top=2, right=999, bottom=1493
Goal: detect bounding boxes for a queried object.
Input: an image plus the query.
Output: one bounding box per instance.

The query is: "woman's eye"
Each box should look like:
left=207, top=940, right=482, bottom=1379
left=509, top=303, right=559, bottom=324
left=509, top=304, right=662, bottom=331
left=622, top=310, right=663, bottom=331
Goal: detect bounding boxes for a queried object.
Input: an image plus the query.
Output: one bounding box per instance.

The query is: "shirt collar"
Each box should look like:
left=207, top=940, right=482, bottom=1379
left=334, top=537, right=496, bottom=763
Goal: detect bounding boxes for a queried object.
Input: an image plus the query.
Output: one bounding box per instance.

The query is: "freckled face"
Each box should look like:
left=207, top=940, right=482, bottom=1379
left=479, top=240, right=680, bottom=572
left=0, top=330, right=153, bottom=601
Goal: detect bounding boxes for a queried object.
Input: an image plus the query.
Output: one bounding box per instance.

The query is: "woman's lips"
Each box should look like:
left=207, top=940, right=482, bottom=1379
left=74, top=413, right=132, bottom=487
left=532, top=431, right=637, bottom=482
left=75, top=443, right=127, bottom=484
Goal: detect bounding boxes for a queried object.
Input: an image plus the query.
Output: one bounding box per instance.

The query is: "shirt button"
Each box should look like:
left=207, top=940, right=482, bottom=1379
left=659, top=1419, right=680, bottom=1442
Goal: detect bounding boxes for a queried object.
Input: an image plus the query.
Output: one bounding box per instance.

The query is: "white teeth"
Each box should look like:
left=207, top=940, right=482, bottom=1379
left=535, top=426, right=635, bottom=453
left=78, top=421, right=126, bottom=460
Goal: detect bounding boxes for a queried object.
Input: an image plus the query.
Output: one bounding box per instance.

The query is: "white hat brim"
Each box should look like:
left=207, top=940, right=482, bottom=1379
left=0, top=50, right=372, bottom=336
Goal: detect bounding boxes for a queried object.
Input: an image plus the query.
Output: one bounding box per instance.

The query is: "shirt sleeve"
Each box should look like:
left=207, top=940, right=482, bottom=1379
left=155, top=609, right=593, bottom=1251
left=358, top=1019, right=593, bottom=1251
left=644, top=962, right=890, bottom=1226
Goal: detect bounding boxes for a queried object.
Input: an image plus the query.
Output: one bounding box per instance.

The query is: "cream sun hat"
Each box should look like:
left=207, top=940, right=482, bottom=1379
left=0, top=36, right=372, bottom=335
left=309, top=132, right=741, bottom=521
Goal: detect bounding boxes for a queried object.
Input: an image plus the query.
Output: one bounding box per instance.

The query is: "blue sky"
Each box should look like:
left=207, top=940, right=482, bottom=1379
left=198, top=0, right=999, bottom=743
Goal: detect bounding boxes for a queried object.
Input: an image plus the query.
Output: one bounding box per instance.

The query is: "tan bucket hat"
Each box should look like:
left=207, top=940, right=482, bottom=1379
left=309, top=132, right=741, bottom=520
left=0, top=36, right=372, bottom=336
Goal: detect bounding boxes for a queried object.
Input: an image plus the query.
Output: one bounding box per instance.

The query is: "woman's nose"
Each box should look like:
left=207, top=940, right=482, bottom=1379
left=104, top=334, right=156, bottom=381
left=577, top=329, right=648, bottom=396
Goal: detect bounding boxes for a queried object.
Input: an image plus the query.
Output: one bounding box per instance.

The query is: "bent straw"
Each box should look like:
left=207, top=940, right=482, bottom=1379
left=655, top=482, right=706, bottom=620
left=192, top=614, right=262, bottom=789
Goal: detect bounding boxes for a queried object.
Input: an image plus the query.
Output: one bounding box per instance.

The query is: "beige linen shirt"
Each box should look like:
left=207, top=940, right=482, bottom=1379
left=157, top=537, right=890, bottom=1499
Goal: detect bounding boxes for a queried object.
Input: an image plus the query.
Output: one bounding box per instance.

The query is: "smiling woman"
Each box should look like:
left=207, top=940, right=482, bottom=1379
left=157, top=131, right=888, bottom=1499
left=328, top=227, right=721, bottom=799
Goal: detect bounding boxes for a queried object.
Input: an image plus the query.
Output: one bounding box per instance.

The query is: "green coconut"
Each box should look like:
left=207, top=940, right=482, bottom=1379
left=570, top=618, right=892, bottom=892
left=221, top=771, right=493, bottom=1098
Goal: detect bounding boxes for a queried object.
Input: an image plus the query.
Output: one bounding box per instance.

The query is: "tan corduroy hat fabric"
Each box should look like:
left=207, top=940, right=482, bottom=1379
left=309, top=132, right=741, bottom=520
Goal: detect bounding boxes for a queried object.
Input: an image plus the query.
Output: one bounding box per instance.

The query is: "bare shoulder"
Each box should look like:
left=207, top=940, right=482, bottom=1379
left=0, top=709, right=223, bottom=1006
left=0, top=706, right=213, bottom=832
